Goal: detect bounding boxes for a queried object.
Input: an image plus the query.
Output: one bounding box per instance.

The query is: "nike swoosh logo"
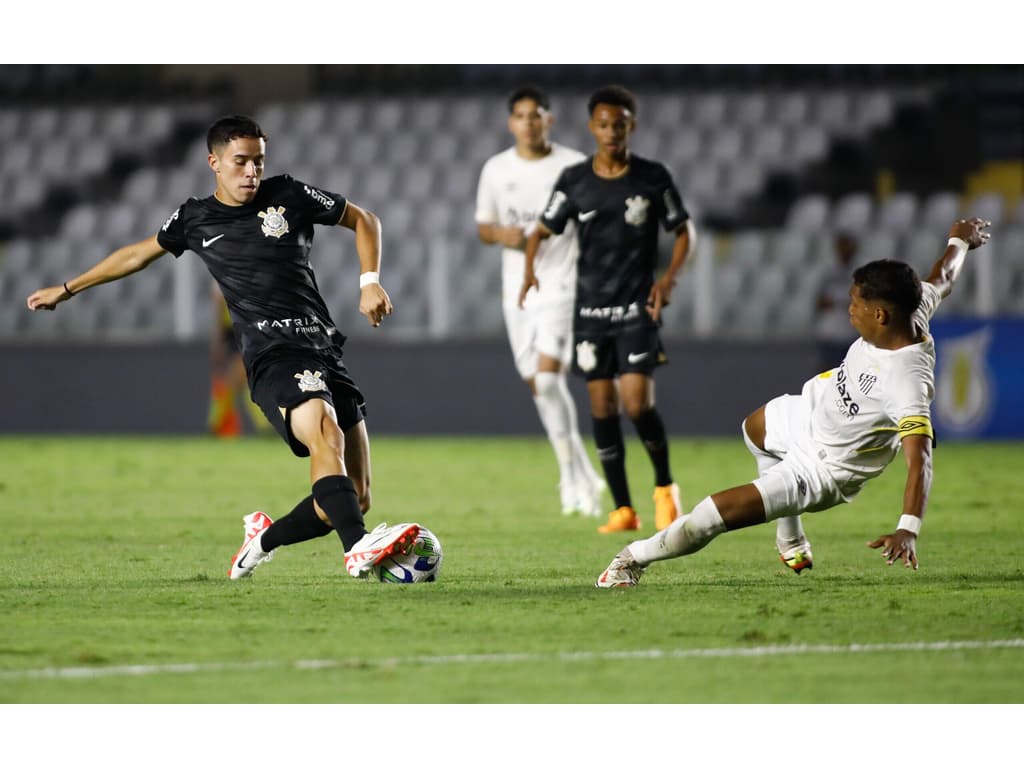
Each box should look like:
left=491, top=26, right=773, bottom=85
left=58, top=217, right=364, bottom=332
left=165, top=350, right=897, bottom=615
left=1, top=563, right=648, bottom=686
left=627, top=352, right=650, bottom=364
left=202, top=234, right=225, bottom=247
left=235, top=551, right=249, bottom=570
left=578, top=210, right=598, bottom=222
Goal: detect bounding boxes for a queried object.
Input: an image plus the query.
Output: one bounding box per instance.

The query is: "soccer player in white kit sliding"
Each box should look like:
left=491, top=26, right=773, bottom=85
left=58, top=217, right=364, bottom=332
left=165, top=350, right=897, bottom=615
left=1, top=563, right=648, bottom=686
left=596, top=217, right=992, bottom=587
left=476, top=85, right=605, bottom=517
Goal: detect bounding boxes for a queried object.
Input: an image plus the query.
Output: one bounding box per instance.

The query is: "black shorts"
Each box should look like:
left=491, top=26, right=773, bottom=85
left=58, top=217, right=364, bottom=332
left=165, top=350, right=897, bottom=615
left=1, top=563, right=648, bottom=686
left=572, top=325, right=667, bottom=382
left=248, top=344, right=367, bottom=457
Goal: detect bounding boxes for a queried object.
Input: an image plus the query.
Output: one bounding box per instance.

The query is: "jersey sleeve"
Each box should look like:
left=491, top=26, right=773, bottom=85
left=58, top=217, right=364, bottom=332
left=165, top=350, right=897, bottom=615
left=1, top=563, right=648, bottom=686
left=655, top=164, right=689, bottom=232
left=475, top=157, right=498, bottom=225
left=289, top=175, right=347, bottom=225
left=156, top=204, right=187, bottom=258
left=538, top=168, right=574, bottom=235
left=884, top=355, right=936, bottom=442
left=912, top=280, right=943, bottom=335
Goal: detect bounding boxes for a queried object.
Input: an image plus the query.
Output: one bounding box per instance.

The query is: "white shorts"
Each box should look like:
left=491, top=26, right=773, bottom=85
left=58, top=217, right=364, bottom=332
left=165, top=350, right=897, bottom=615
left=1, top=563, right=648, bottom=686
left=752, top=394, right=845, bottom=521
left=502, top=298, right=574, bottom=380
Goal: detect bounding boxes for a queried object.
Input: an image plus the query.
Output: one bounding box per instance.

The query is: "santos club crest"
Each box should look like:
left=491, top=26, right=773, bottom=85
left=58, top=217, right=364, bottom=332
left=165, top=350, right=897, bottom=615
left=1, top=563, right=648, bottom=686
left=259, top=206, right=289, bottom=238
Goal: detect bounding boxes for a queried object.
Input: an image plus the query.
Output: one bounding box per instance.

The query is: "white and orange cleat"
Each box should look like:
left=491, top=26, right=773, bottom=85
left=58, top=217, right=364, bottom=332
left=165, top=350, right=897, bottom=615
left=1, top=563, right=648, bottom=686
left=229, top=511, right=274, bottom=580
left=598, top=506, right=641, bottom=533
left=778, top=538, right=814, bottom=574
left=596, top=547, right=645, bottom=588
left=344, top=522, right=421, bottom=578
left=653, top=483, right=681, bottom=531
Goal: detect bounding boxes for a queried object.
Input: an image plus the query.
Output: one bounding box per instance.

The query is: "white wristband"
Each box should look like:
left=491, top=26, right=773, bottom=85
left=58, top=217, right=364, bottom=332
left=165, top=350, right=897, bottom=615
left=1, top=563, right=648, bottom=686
left=897, top=514, right=922, bottom=535
left=947, top=237, right=968, bottom=255
left=359, top=271, right=380, bottom=288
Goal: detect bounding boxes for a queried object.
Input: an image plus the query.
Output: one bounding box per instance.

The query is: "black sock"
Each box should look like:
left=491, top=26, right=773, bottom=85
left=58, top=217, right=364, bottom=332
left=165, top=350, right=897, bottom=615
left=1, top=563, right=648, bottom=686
left=260, top=495, right=331, bottom=552
left=632, top=407, right=673, bottom=487
left=592, top=415, right=631, bottom=508
left=312, top=475, right=367, bottom=551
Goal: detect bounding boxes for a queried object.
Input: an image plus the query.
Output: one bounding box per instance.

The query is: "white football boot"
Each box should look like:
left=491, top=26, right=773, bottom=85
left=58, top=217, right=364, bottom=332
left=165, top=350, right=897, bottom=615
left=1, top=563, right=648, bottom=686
left=229, top=511, right=275, bottom=580
left=344, top=522, right=421, bottom=578
left=778, top=536, right=814, bottom=574
left=595, top=547, right=646, bottom=588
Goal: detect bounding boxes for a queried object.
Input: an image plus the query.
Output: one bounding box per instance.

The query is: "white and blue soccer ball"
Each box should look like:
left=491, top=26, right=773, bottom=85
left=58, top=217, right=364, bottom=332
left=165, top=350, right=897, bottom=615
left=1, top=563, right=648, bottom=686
left=372, top=526, right=443, bottom=583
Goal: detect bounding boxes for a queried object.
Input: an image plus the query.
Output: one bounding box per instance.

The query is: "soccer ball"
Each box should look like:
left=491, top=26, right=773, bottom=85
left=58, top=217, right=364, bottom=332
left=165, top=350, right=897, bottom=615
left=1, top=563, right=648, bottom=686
left=372, top=526, right=443, bottom=583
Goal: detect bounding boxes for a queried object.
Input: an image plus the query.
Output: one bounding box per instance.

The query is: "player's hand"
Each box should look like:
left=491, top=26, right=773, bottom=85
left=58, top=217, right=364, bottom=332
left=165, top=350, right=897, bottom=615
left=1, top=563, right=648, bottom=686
left=867, top=529, right=918, bottom=570
left=948, top=217, right=991, bottom=250
left=518, top=273, right=538, bottom=309
left=359, top=283, right=393, bottom=327
left=497, top=226, right=526, bottom=249
left=26, top=285, right=70, bottom=311
left=646, top=276, right=674, bottom=322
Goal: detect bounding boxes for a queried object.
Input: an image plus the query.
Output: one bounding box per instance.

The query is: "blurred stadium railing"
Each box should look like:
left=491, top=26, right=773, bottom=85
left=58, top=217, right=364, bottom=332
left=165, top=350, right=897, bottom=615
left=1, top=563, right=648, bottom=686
left=1, top=64, right=1021, bottom=343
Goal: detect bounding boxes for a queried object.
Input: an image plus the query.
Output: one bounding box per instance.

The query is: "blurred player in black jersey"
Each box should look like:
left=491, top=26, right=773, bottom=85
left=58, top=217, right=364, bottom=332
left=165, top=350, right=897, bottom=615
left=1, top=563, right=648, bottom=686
left=520, top=85, right=696, bottom=534
left=27, top=115, right=422, bottom=581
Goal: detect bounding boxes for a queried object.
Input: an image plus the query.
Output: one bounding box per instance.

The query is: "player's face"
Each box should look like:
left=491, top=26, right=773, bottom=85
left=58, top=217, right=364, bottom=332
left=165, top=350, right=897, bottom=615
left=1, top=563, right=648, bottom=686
left=508, top=98, right=552, bottom=151
left=588, top=103, right=634, bottom=158
left=209, top=136, right=266, bottom=206
left=848, top=283, right=880, bottom=341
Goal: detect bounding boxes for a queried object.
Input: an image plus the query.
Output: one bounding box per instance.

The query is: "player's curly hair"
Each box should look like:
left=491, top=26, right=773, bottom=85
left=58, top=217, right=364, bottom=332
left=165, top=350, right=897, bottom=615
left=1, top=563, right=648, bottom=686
left=587, top=85, right=637, bottom=116
left=207, top=115, right=268, bottom=153
left=853, top=259, right=922, bottom=317
left=508, top=85, right=550, bottom=113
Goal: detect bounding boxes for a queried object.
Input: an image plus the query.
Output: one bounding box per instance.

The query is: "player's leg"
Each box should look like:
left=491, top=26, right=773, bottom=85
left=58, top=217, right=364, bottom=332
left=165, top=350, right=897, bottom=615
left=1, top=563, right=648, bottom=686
left=505, top=302, right=577, bottom=513
left=617, top=328, right=679, bottom=530
left=589, top=379, right=639, bottom=532
left=535, top=300, right=605, bottom=517
left=754, top=395, right=813, bottom=571
left=597, top=483, right=761, bottom=587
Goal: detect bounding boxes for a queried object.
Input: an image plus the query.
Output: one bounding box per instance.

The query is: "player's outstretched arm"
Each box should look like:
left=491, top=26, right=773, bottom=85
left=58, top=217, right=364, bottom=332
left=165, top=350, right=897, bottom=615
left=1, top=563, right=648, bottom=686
left=925, top=217, right=991, bottom=298
left=339, top=200, right=392, bottom=328
left=26, top=235, right=166, bottom=311
left=648, top=219, right=696, bottom=322
left=518, top=223, right=552, bottom=308
left=866, top=433, right=933, bottom=570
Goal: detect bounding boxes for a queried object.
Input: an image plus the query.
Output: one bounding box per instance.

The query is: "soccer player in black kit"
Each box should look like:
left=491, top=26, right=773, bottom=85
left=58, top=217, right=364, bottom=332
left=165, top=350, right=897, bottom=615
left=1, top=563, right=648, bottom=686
left=27, top=115, right=421, bottom=580
left=520, top=85, right=696, bottom=534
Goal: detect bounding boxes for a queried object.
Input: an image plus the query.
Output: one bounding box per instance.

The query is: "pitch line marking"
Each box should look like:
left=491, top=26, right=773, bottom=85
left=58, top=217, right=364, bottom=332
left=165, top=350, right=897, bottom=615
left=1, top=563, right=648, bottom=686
left=2, top=638, right=1022, bottom=682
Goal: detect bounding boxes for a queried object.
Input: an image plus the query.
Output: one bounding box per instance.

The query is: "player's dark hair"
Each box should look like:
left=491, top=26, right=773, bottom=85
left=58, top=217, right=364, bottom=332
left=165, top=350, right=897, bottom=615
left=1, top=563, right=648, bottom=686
left=853, top=259, right=922, bottom=317
left=508, top=85, right=550, bottom=113
left=588, top=85, right=637, bottom=116
left=207, top=115, right=267, bottom=153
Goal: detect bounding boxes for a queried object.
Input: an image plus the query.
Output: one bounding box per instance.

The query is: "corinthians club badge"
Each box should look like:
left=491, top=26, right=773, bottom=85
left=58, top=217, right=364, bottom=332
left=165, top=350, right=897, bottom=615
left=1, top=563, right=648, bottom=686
left=259, top=206, right=289, bottom=238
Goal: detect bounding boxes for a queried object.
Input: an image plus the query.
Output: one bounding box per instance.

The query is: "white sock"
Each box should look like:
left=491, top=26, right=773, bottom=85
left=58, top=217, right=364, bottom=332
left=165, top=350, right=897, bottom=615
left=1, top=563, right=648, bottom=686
left=627, top=496, right=726, bottom=565
left=742, top=418, right=781, bottom=476
left=776, top=515, right=806, bottom=547
left=534, top=372, right=575, bottom=484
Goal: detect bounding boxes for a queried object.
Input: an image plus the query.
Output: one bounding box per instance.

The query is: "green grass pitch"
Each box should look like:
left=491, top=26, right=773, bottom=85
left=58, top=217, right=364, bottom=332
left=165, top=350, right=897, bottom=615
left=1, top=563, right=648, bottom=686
left=1, top=434, right=1023, bottom=708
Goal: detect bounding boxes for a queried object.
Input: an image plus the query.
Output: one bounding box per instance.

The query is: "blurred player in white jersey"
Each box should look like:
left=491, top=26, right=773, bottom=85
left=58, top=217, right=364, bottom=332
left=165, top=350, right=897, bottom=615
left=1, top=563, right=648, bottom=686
left=476, top=85, right=605, bottom=517
left=597, top=218, right=991, bottom=587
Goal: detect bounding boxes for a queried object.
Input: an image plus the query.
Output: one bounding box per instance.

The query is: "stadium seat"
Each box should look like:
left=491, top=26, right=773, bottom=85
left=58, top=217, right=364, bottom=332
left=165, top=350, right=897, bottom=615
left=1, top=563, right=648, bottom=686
left=693, top=93, right=727, bottom=126
left=730, top=92, right=769, bottom=126
left=813, top=92, right=851, bottom=132
left=785, top=195, right=831, bottom=233
left=876, top=192, right=919, bottom=232
left=706, top=126, right=743, bottom=164
left=969, top=192, right=1006, bottom=226
left=919, top=191, right=961, bottom=231
left=853, top=90, right=894, bottom=134
left=790, top=124, right=829, bottom=166
left=832, top=193, right=873, bottom=233
left=771, top=231, right=811, bottom=269
left=772, top=92, right=810, bottom=126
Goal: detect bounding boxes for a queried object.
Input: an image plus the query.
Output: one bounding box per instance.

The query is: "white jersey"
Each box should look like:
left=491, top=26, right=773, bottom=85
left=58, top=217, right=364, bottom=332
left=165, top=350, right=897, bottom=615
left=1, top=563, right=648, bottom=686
left=475, top=143, right=584, bottom=308
left=803, top=281, right=941, bottom=496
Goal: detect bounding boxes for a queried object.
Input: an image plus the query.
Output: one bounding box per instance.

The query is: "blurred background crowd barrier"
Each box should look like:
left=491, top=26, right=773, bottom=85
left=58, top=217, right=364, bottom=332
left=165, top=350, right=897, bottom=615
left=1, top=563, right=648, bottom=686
left=1, top=64, right=1021, bottom=436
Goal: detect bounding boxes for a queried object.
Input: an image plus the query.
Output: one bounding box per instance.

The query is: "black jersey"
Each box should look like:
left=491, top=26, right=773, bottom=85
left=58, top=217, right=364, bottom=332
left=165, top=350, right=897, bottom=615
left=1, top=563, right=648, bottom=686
left=539, top=155, right=688, bottom=335
left=157, top=174, right=347, bottom=367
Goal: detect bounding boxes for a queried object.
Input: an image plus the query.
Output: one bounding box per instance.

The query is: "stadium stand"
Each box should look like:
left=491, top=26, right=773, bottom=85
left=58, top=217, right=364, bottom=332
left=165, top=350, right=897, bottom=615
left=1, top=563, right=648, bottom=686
left=1, top=65, right=1021, bottom=342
